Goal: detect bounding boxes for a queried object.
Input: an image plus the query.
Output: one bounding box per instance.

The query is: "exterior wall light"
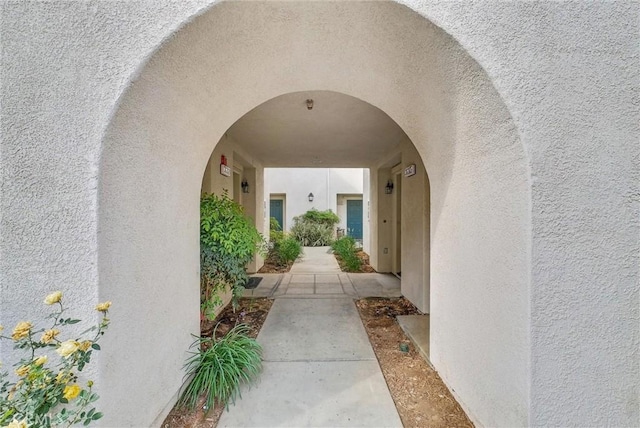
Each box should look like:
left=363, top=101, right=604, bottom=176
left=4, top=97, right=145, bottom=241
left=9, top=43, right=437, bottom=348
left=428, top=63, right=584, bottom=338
left=306, top=99, right=314, bottom=110
left=385, top=180, right=394, bottom=194
left=241, top=179, right=249, bottom=193
left=308, top=192, right=314, bottom=202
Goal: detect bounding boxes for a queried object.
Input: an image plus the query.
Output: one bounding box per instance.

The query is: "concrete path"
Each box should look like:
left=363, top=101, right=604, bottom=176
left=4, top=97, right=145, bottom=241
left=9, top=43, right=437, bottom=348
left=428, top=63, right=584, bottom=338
left=220, top=248, right=403, bottom=427
left=289, top=246, right=342, bottom=273
left=242, top=247, right=401, bottom=299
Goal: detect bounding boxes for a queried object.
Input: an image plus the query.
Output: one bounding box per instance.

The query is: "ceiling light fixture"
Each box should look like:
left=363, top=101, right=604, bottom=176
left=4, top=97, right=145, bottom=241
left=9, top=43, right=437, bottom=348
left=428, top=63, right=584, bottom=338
left=306, top=99, right=314, bottom=110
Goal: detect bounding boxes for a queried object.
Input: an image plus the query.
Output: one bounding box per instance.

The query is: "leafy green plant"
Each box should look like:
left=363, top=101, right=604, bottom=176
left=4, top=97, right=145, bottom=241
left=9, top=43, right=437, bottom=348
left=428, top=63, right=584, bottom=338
left=276, top=237, right=302, bottom=265
left=301, top=209, right=340, bottom=227
left=331, top=236, right=363, bottom=272
left=0, top=292, right=111, bottom=427
left=178, top=324, right=262, bottom=411
left=269, top=217, right=282, bottom=232
left=268, top=217, right=284, bottom=248
left=263, top=218, right=300, bottom=269
left=290, top=209, right=340, bottom=247
left=200, top=192, right=265, bottom=318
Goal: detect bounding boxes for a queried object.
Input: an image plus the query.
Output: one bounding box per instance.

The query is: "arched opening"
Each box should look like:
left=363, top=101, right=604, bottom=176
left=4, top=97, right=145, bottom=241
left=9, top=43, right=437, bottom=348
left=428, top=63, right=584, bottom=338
left=197, top=89, right=431, bottom=314
left=97, top=2, right=530, bottom=426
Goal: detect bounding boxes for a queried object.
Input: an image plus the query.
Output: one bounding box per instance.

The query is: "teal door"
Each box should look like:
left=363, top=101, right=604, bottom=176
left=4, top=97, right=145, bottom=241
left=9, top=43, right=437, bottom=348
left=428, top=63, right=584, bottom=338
left=270, top=199, right=284, bottom=230
left=346, top=200, right=363, bottom=240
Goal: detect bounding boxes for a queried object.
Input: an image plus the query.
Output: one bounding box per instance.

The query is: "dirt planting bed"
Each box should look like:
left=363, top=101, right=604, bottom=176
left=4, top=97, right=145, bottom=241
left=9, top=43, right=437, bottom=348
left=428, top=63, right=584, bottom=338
left=356, top=297, right=474, bottom=428
left=162, top=298, right=273, bottom=428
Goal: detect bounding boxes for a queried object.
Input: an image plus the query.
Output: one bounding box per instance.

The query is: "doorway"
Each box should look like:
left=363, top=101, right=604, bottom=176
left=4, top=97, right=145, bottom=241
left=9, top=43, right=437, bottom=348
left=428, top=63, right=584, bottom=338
left=346, top=199, right=363, bottom=242
left=269, top=197, right=285, bottom=230
left=392, top=169, right=402, bottom=277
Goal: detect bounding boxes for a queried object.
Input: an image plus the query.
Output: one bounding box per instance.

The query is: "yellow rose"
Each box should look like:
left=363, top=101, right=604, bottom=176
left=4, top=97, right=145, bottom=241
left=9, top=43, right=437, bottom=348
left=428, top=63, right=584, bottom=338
left=4, top=419, right=28, bottom=428
left=40, top=329, right=60, bottom=344
left=33, top=355, right=47, bottom=366
left=63, top=384, right=81, bottom=400
left=11, top=321, right=32, bottom=340
left=95, top=301, right=112, bottom=312
left=15, top=365, right=29, bottom=377
left=44, top=291, right=63, bottom=305
left=0, top=324, right=4, bottom=335
left=78, top=341, right=92, bottom=352
left=56, top=340, right=80, bottom=358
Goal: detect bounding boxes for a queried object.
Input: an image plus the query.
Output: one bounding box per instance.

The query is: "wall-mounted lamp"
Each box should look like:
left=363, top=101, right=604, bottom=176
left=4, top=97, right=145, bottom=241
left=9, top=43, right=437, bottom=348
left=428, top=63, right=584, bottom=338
left=308, top=192, right=314, bottom=202
left=385, top=180, right=394, bottom=194
left=241, top=179, right=249, bottom=193
left=306, top=99, right=314, bottom=110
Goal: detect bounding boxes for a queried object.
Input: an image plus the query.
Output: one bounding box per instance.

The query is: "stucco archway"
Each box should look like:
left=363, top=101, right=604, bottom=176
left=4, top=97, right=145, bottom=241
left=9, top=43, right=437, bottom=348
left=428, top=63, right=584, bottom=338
left=98, top=2, right=529, bottom=426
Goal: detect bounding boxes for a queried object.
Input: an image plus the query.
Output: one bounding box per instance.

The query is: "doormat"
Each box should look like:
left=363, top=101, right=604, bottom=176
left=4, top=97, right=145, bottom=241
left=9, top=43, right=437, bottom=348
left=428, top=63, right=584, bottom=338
left=245, top=277, right=263, bottom=289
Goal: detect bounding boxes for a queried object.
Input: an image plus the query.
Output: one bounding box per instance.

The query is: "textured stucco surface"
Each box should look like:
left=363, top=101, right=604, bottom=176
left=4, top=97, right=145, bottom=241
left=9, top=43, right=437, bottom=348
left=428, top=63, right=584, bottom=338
left=1, top=1, right=638, bottom=427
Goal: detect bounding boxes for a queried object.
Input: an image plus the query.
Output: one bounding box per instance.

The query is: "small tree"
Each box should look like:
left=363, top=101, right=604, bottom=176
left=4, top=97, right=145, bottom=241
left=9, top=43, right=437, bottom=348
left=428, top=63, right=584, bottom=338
left=200, top=192, right=264, bottom=319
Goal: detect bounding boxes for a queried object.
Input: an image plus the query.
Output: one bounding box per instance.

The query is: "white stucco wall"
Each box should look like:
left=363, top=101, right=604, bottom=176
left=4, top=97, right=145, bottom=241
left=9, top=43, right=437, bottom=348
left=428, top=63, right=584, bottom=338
left=265, top=168, right=363, bottom=233
left=1, top=2, right=637, bottom=427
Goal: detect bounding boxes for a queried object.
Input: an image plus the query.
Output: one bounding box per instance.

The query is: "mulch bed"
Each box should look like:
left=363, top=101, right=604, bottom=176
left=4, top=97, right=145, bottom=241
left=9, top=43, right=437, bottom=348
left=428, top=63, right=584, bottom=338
left=356, top=297, right=474, bottom=428
left=162, top=298, right=273, bottom=428
left=257, top=252, right=292, bottom=273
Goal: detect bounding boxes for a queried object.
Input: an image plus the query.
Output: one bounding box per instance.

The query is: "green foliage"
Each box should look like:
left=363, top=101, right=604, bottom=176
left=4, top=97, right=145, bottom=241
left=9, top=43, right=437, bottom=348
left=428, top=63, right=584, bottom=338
left=276, top=237, right=302, bottom=265
left=331, top=236, right=363, bottom=272
left=200, top=193, right=265, bottom=318
left=269, top=217, right=282, bottom=232
left=264, top=218, right=301, bottom=268
left=301, top=209, right=340, bottom=227
left=178, top=324, right=262, bottom=411
left=268, top=217, right=285, bottom=249
left=0, top=292, right=111, bottom=427
left=289, top=209, right=339, bottom=247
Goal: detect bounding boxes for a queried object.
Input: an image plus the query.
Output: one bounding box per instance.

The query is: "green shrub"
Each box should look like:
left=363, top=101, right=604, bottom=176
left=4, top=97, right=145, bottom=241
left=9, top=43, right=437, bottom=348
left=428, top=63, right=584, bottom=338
left=301, top=209, right=340, bottom=227
left=290, top=218, right=334, bottom=246
left=331, top=235, right=356, bottom=255
left=268, top=216, right=285, bottom=249
left=269, top=217, right=282, bottom=232
left=200, top=193, right=265, bottom=318
left=289, top=209, right=340, bottom=247
left=331, top=236, right=363, bottom=272
left=342, top=252, right=362, bottom=272
left=178, top=324, right=262, bottom=411
left=276, top=237, right=302, bottom=264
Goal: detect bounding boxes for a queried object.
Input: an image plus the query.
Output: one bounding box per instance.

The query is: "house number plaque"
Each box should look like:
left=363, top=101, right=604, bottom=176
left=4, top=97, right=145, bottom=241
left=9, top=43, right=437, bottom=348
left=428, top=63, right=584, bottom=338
left=404, top=164, right=416, bottom=177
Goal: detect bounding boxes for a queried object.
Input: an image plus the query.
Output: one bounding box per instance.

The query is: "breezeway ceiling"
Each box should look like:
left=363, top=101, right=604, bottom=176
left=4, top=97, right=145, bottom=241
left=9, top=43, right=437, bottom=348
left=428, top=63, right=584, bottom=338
left=226, top=91, right=407, bottom=167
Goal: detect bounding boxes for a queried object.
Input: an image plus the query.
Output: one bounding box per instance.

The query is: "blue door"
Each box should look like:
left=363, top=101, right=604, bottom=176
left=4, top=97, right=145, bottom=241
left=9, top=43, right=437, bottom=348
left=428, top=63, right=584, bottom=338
left=270, top=199, right=284, bottom=230
left=346, top=200, right=363, bottom=240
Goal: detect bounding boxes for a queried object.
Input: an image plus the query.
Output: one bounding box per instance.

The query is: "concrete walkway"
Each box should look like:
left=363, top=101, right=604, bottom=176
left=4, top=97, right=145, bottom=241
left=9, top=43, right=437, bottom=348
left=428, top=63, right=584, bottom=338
left=219, top=247, right=403, bottom=427
left=289, top=246, right=342, bottom=274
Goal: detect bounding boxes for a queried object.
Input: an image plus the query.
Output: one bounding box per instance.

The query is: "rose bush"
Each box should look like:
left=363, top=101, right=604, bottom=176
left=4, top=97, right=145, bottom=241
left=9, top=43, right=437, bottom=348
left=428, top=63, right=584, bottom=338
left=0, top=292, right=111, bottom=427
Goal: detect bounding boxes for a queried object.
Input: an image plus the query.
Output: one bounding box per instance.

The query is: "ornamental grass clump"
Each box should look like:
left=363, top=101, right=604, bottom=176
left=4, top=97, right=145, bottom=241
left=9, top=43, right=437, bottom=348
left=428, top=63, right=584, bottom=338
left=331, top=236, right=363, bottom=272
left=0, top=292, right=111, bottom=427
left=178, top=324, right=262, bottom=411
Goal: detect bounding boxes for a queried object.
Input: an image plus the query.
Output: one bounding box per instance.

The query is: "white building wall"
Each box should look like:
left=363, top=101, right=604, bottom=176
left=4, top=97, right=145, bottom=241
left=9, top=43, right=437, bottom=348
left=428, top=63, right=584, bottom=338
left=265, top=168, right=364, bottom=233
left=0, top=2, right=637, bottom=428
